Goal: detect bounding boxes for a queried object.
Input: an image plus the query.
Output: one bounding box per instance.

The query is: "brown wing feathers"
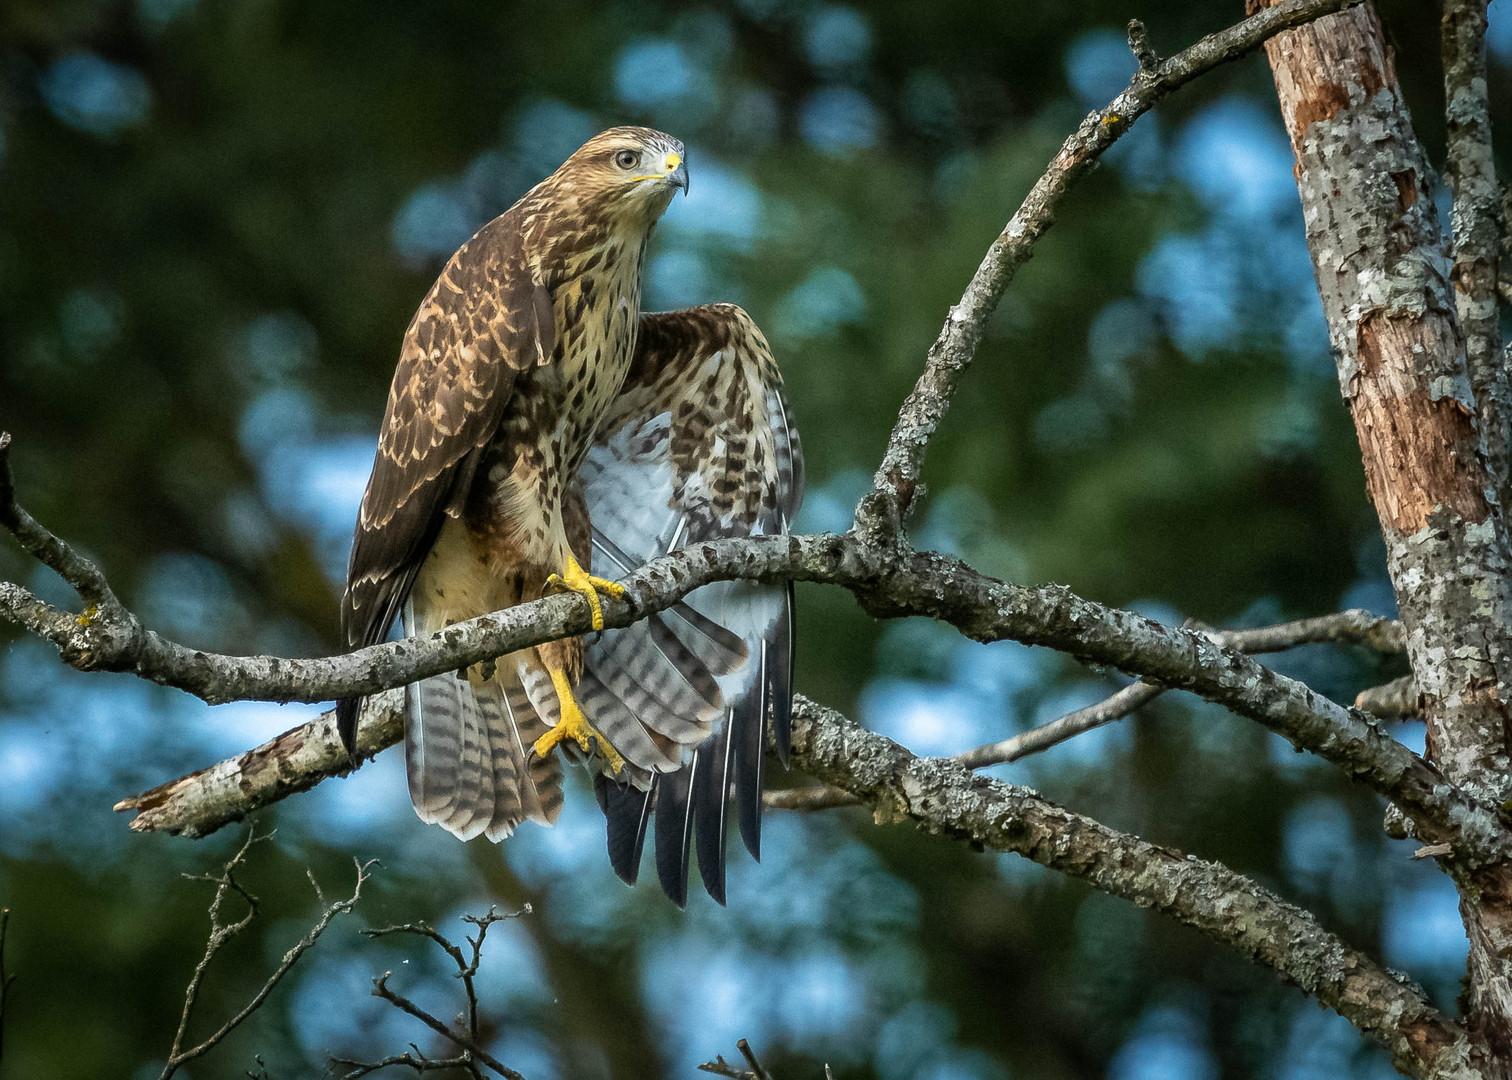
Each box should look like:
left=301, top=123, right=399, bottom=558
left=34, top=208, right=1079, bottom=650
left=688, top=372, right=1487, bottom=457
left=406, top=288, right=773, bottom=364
left=337, top=217, right=553, bottom=753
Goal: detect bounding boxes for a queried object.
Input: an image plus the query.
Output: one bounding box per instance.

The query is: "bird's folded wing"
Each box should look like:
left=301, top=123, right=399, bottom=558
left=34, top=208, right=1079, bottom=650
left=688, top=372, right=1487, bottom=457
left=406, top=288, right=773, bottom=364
left=581, top=303, right=803, bottom=905
left=337, top=212, right=554, bottom=751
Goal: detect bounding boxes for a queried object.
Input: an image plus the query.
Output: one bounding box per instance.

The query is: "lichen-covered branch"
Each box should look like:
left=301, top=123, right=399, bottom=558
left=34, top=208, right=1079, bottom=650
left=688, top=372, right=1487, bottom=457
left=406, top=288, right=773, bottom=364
left=130, top=693, right=1476, bottom=1079
left=115, top=690, right=406, bottom=838
left=786, top=699, right=1472, bottom=1080
left=110, top=540, right=1510, bottom=870
left=771, top=609, right=1407, bottom=812
left=854, top=0, right=1363, bottom=541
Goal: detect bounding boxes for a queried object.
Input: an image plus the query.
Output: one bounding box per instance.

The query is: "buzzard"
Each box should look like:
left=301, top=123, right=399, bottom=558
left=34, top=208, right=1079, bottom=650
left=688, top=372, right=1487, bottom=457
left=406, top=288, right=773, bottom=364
left=337, top=127, right=803, bottom=906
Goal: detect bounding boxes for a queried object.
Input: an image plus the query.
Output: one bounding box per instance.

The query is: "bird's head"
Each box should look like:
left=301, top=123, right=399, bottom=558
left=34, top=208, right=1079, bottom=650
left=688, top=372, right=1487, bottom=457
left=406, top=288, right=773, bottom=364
left=551, top=127, right=688, bottom=226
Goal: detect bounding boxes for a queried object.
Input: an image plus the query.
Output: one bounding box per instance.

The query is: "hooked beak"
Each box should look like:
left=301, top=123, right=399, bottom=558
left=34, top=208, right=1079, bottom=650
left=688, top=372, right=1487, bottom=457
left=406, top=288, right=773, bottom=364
left=666, top=152, right=689, bottom=195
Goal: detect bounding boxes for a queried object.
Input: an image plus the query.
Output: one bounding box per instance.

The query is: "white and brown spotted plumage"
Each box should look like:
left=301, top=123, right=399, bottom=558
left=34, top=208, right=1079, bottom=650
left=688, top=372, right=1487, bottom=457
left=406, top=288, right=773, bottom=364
left=338, top=128, right=803, bottom=906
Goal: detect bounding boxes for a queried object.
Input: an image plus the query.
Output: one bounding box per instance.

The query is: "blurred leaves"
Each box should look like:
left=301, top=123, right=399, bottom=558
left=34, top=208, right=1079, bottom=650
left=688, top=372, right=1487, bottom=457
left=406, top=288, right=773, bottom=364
left=0, top=0, right=1502, bottom=1077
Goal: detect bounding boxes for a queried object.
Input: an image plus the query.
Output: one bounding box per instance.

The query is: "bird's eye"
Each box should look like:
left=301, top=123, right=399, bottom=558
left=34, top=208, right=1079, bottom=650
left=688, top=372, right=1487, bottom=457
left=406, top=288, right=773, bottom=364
left=614, top=149, right=641, bottom=170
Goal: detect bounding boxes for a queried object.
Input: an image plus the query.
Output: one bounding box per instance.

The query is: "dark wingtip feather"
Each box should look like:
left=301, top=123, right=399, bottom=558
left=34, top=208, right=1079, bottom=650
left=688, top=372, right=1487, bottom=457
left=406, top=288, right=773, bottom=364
left=771, top=583, right=796, bottom=769
left=595, top=773, right=653, bottom=886
left=735, top=661, right=766, bottom=862
left=336, top=697, right=362, bottom=763
left=694, top=721, right=735, bottom=906
left=654, top=763, right=696, bottom=908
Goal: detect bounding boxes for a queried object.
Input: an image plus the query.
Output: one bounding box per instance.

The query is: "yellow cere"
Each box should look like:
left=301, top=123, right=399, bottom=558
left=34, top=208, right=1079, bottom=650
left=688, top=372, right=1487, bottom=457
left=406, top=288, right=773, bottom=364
left=628, top=152, right=684, bottom=184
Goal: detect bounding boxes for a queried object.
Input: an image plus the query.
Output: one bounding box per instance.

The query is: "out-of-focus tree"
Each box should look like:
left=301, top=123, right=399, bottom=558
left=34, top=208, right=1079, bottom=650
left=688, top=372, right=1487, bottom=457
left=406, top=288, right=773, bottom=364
left=2, top=0, right=1510, bottom=1078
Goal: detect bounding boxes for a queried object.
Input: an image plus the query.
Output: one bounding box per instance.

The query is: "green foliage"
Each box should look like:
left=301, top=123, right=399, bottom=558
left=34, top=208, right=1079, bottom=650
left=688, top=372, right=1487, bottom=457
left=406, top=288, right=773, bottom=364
left=0, top=0, right=1499, bottom=1077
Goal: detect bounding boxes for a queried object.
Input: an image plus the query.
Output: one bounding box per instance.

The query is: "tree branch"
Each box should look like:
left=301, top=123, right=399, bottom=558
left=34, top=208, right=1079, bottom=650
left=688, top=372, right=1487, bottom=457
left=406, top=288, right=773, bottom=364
left=786, top=699, right=1473, bottom=1080
left=111, top=541, right=1511, bottom=870
left=1358, top=675, right=1420, bottom=720
left=699, top=1039, right=778, bottom=1080
left=852, top=0, right=1364, bottom=542
left=0, top=907, right=15, bottom=1067
left=769, top=610, right=1407, bottom=812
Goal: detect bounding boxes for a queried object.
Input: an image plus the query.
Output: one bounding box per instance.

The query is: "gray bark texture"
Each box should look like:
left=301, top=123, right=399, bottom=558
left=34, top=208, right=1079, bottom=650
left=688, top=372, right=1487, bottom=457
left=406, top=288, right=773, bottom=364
left=1250, top=0, right=1512, bottom=1068
left=1442, top=0, right=1507, bottom=495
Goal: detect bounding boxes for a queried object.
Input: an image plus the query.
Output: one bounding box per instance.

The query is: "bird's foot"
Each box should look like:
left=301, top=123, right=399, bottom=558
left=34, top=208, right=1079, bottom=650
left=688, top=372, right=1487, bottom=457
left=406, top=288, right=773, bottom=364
left=544, top=554, right=627, bottom=632
left=532, top=667, right=625, bottom=775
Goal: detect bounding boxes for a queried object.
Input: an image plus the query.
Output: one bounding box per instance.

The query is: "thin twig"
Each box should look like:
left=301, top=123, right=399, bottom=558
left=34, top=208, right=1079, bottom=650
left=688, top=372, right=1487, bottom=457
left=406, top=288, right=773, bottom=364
left=0, top=907, right=15, bottom=1066
left=161, top=830, right=375, bottom=1079
left=738, top=1039, right=775, bottom=1080
left=957, top=609, right=1406, bottom=769
left=698, top=1038, right=776, bottom=1079
left=0, top=431, right=126, bottom=619
left=769, top=609, right=1406, bottom=811
left=699, top=1057, right=755, bottom=1079
left=347, top=908, right=530, bottom=1080
left=955, top=681, right=1165, bottom=770
left=369, top=974, right=522, bottom=1080
left=330, top=1048, right=482, bottom=1078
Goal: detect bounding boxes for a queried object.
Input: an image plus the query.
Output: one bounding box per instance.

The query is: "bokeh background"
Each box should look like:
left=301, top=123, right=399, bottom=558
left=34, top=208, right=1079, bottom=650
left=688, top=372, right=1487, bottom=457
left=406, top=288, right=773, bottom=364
left=2, top=1, right=1510, bottom=1077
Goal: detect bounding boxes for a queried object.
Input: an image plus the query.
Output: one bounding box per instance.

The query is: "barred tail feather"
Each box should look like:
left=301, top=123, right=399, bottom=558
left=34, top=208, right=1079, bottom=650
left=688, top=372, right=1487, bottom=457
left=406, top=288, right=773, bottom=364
left=402, top=646, right=563, bottom=840
left=500, top=679, right=564, bottom=830
left=405, top=673, right=493, bottom=838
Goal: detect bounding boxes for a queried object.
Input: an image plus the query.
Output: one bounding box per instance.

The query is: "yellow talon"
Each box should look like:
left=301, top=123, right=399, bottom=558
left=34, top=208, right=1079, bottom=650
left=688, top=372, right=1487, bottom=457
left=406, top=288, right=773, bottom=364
left=532, top=668, right=625, bottom=774
left=544, top=554, right=626, bottom=632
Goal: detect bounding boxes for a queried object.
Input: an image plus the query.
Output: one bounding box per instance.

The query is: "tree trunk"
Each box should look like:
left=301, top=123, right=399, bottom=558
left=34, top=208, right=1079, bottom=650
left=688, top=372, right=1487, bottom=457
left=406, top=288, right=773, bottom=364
left=1250, top=1, right=1512, bottom=1070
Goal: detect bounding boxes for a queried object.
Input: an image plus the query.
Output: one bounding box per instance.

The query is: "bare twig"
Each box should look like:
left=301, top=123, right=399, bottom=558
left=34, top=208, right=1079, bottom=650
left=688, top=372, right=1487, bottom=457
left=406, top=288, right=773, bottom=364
left=344, top=908, right=531, bottom=1080
left=161, top=830, right=375, bottom=1079
left=330, top=1048, right=482, bottom=1078
left=698, top=1038, right=776, bottom=1079
left=739, top=1039, right=775, bottom=1080
left=852, top=0, right=1363, bottom=542
left=0, top=432, right=125, bottom=616
left=368, top=974, right=521, bottom=1080
left=956, top=609, right=1406, bottom=769
left=954, top=681, right=1165, bottom=770
left=0, top=907, right=15, bottom=1066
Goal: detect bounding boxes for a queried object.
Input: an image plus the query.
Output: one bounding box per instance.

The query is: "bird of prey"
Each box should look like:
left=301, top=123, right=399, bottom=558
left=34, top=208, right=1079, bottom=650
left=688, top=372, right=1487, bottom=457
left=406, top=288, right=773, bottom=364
left=337, top=127, right=803, bottom=906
